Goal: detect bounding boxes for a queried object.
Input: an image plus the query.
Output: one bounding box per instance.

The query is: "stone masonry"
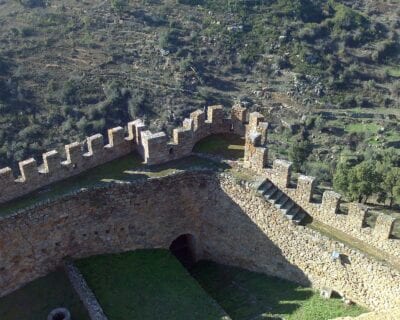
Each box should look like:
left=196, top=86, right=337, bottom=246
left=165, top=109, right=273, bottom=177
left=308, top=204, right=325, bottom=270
left=0, top=105, right=247, bottom=204
left=0, top=172, right=399, bottom=311
left=0, top=105, right=400, bottom=316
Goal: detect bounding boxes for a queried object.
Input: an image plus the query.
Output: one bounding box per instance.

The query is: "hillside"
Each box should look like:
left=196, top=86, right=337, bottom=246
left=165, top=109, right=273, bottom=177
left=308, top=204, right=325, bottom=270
left=0, top=0, right=399, bottom=180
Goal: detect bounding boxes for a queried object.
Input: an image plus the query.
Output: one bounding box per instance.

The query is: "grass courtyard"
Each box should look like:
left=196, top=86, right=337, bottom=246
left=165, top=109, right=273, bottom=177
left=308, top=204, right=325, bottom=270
left=0, top=269, right=89, bottom=320
left=192, top=261, right=367, bottom=320
left=0, top=250, right=369, bottom=320
left=76, top=250, right=229, bottom=320
left=193, top=133, right=245, bottom=160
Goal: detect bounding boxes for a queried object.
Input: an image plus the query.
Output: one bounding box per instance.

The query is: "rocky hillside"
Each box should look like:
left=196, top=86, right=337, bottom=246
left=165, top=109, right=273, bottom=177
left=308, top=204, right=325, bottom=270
left=0, top=0, right=399, bottom=172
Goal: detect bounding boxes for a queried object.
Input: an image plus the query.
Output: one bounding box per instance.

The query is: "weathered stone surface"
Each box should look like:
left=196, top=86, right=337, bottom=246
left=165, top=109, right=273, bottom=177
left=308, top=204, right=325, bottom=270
left=0, top=106, right=247, bottom=205
left=333, top=308, right=400, bottom=319
left=64, top=260, right=108, bottom=320
left=0, top=171, right=399, bottom=312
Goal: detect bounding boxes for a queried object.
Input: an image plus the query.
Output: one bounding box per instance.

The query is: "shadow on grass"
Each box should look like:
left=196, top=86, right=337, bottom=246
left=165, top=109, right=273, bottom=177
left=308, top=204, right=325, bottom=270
left=76, top=250, right=229, bottom=320
left=191, top=261, right=366, bottom=320
left=0, top=269, right=89, bottom=320
left=193, top=133, right=245, bottom=160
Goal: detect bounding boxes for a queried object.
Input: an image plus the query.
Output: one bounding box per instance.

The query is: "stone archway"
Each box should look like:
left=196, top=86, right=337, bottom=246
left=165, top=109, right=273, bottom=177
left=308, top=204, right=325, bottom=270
left=169, top=234, right=196, bottom=270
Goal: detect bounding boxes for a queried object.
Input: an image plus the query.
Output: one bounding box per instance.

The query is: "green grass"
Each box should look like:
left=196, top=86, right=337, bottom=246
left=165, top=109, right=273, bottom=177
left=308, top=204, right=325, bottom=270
left=345, top=123, right=380, bottom=134
left=191, top=261, right=367, bottom=320
left=76, top=250, right=229, bottom=320
left=193, top=134, right=245, bottom=160
left=386, top=66, right=400, bottom=78
left=0, top=269, right=89, bottom=320
left=0, top=154, right=224, bottom=216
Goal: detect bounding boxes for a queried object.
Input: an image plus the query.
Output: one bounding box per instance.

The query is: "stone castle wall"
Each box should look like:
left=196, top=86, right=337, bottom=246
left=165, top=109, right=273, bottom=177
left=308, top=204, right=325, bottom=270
left=0, top=172, right=210, bottom=297
left=261, top=164, right=400, bottom=261
left=202, top=174, right=400, bottom=310
left=243, top=113, right=400, bottom=261
left=0, top=171, right=399, bottom=311
left=0, top=105, right=247, bottom=205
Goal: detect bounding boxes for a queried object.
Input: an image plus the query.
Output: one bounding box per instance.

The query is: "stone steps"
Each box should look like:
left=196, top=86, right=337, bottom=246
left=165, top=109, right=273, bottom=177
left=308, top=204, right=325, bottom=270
left=258, top=179, right=307, bottom=225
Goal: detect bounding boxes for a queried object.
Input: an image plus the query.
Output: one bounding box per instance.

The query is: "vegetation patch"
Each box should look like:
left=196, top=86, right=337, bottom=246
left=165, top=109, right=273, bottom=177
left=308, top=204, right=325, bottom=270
left=191, top=260, right=367, bottom=320
left=0, top=269, right=89, bottom=320
left=193, top=133, right=245, bottom=160
left=76, top=250, right=228, bottom=320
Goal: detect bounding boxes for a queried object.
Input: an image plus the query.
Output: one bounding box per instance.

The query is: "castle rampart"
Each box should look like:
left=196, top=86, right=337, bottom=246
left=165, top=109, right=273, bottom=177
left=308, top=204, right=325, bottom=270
left=254, top=163, right=400, bottom=261
left=0, top=105, right=247, bottom=205
left=243, top=116, right=400, bottom=261
left=1, top=105, right=400, bottom=313
left=0, top=171, right=399, bottom=311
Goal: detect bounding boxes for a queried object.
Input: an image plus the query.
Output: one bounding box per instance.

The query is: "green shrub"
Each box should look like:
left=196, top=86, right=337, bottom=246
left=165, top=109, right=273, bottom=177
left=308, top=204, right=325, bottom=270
left=111, top=0, right=129, bottom=14
left=61, top=79, right=80, bottom=105
left=16, top=0, right=46, bottom=8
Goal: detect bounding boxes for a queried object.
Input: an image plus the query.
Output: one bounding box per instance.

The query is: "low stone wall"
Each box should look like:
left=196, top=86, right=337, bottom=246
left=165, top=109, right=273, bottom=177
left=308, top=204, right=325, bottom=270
left=0, top=171, right=399, bottom=311
left=64, top=260, right=108, bottom=320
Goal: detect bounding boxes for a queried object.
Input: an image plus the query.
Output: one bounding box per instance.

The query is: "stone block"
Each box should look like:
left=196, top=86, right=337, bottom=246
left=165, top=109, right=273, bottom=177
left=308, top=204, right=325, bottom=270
left=248, top=112, right=264, bottom=130
left=19, top=158, right=39, bottom=182
left=273, top=159, right=292, bottom=188
left=190, top=110, right=206, bottom=130
left=322, top=191, right=342, bottom=215
left=173, top=128, right=192, bottom=145
left=207, top=105, right=224, bottom=124
left=87, top=134, right=104, bottom=156
left=374, top=214, right=396, bottom=241
left=64, top=142, right=83, bottom=166
left=231, top=104, right=248, bottom=123
left=296, top=175, right=315, bottom=203
left=43, top=150, right=61, bottom=173
left=129, top=119, right=147, bottom=145
left=108, top=127, right=125, bottom=147
left=347, top=203, right=368, bottom=230
left=0, top=167, right=15, bottom=185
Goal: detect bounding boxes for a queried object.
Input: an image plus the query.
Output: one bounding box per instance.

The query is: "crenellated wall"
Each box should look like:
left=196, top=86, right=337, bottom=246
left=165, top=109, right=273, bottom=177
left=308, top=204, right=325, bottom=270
left=259, top=165, right=400, bottom=260
left=0, top=171, right=399, bottom=311
left=243, top=112, right=269, bottom=172
left=242, top=112, right=400, bottom=261
left=0, top=105, right=248, bottom=204
left=1, top=106, right=400, bottom=313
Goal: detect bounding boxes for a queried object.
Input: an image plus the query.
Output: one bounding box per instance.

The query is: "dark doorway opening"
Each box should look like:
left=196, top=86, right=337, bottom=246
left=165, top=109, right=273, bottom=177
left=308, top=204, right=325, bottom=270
left=169, top=234, right=196, bottom=270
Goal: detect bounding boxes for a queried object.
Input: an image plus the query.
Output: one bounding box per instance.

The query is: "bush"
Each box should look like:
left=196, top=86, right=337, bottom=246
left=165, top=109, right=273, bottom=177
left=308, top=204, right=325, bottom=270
left=373, top=40, right=399, bottom=63
left=159, top=28, right=180, bottom=50
left=304, top=161, right=332, bottom=184
left=111, top=0, right=129, bottom=14
left=21, top=27, right=36, bottom=37
left=16, top=0, right=46, bottom=8
left=61, top=79, right=81, bottom=105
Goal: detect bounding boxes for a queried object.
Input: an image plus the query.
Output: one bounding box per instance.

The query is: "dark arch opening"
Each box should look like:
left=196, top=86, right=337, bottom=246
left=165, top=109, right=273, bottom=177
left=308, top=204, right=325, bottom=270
left=169, top=234, right=196, bottom=270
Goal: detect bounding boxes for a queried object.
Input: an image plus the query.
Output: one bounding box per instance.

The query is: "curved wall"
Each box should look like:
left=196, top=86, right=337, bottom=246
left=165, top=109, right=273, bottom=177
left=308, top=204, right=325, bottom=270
left=0, top=173, right=209, bottom=296
left=0, top=171, right=399, bottom=311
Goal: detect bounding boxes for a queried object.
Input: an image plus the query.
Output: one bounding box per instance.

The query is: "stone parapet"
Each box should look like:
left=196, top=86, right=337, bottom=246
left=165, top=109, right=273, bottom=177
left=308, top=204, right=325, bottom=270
left=263, top=164, right=400, bottom=260
left=0, top=105, right=248, bottom=205
left=244, top=112, right=269, bottom=171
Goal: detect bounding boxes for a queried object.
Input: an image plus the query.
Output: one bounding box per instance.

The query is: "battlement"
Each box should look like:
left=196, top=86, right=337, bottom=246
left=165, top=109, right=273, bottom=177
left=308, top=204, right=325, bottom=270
left=0, top=105, right=248, bottom=205
left=261, top=157, right=400, bottom=260
left=240, top=111, right=400, bottom=261
left=244, top=112, right=269, bottom=172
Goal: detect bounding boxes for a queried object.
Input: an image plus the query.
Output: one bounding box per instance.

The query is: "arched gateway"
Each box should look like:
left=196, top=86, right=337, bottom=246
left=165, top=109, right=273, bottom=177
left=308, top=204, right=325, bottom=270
left=169, top=234, right=197, bottom=269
